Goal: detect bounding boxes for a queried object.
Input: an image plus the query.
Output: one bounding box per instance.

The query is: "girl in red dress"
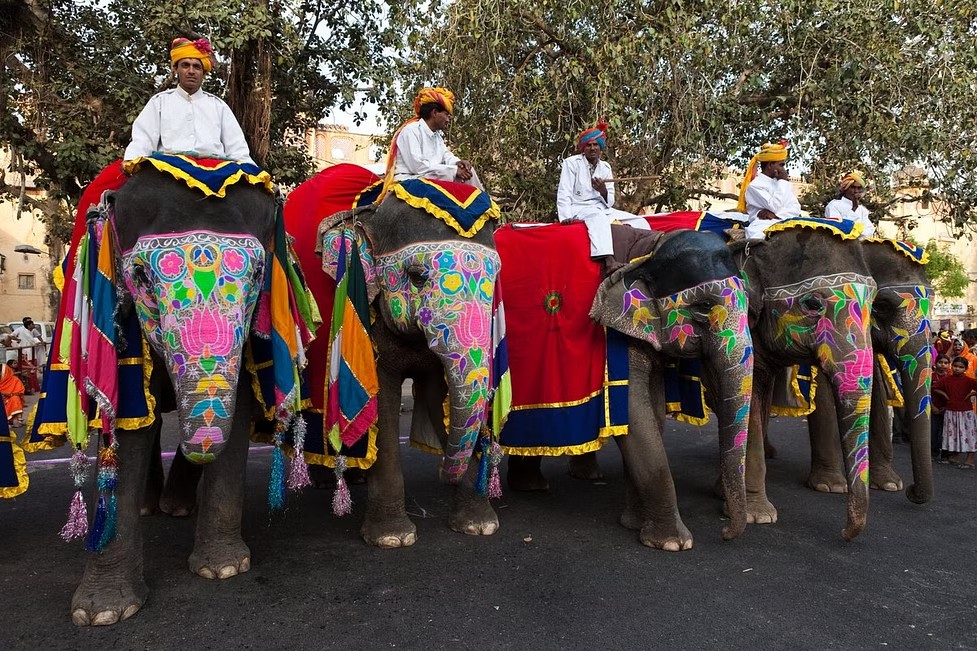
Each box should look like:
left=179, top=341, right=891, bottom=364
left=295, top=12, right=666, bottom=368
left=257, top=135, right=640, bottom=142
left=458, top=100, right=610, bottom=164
left=932, top=356, right=977, bottom=469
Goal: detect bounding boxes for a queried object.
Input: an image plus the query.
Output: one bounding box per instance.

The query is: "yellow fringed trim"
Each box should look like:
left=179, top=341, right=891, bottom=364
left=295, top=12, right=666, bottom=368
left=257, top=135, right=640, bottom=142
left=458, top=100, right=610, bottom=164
left=390, top=181, right=498, bottom=238
left=877, top=354, right=905, bottom=408
left=862, top=238, right=930, bottom=265
left=502, top=425, right=627, bottom=457
left=771, top=365, right=818, bottom=417
left=765, top=219, right=863, bottom=241
left=123, top=156, right=274, bottom=198
left=0, top=434, right=29, bottom=498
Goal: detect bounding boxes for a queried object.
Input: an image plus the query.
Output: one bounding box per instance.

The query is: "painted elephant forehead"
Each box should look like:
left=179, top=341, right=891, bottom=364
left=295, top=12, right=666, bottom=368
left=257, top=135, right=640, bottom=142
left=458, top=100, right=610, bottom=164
left=762, top=272, right=877, bottom=301
left=121, top=231, right=265, bottom=368
left=377, top=241, right=500, bottom=292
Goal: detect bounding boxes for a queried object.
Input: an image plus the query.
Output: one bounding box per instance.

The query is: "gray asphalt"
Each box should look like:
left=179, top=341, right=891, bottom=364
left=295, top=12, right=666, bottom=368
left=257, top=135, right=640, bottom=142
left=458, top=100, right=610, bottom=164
left=2, top=394, right=975, bottom=650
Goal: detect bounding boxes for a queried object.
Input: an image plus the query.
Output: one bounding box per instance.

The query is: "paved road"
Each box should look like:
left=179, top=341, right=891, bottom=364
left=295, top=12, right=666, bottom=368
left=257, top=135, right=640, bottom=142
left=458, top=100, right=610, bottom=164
left=2, top=396, right=975, bottom=650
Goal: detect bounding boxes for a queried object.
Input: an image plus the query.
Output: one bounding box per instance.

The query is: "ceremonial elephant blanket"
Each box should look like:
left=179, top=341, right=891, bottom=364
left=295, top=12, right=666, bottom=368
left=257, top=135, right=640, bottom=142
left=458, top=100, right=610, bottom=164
left=494, top=222, right=629, bottom=455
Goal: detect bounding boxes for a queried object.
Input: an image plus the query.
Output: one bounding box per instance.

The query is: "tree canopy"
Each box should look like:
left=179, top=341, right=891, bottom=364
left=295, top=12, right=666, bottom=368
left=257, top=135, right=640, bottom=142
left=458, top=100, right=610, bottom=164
left=382, top=0, right=977, bottom=225
left=1, top=0, right=403, bottom=240
left=3, top=0, right=977, bottom=241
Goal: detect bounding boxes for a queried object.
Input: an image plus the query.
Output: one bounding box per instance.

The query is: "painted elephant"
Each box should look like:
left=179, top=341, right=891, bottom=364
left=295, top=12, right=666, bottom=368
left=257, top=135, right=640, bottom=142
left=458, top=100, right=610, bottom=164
left=806, top=239, right=933, bottom=503
left=593, top=229, right=754, bottom=548
left=314, top=196, right=500, bottom=547
left=67, top=168, right=280, bottom=625
left=503, top=224, right=754, bottom=550
left=729, top=226, right=877, bottom=540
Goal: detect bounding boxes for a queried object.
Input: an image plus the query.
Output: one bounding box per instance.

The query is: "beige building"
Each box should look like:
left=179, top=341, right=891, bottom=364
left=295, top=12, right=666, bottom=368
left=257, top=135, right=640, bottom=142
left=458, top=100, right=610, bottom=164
left=0, top=151, right=57, bottom=323
left=302, top=125, right=384, bottom=172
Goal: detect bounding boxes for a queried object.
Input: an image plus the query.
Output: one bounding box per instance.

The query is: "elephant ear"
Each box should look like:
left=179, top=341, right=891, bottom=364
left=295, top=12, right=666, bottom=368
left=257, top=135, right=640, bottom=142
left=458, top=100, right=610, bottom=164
left=589, top=258, right=662, bottom=350
left=318, top=217, right=380, bottom=303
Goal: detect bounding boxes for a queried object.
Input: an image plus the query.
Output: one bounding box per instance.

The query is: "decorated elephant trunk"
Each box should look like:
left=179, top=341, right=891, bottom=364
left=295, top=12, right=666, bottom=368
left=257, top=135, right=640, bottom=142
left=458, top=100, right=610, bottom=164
left=879, top=284, right=935, bottom=504
left=761, top=271, right=878, bottom=540
left=375, top=240, right=501, bottom=483
left=810, top=278, right=877, bottom=540
left=122, top=232, right=267, bottom=463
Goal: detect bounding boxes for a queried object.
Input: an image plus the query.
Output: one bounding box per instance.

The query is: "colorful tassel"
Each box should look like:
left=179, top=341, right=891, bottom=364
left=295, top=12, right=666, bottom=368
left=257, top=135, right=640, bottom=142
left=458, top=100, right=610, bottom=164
left=287, top=414, right=312, bottom=492
left=268, top=439, right=286, bottom=511
left=60, top=448, right=91, bottom=542
left=488, top=442, right=504, bottom=500
left=332, top=455, right=352, bottom=516
left=85, top=496, right=107, bottom=552
left=475, top=439, right=490, bottom=497
left=60, top=490, right=90, bottom=542
left=91, top=443, right=120, bottom=552
left=98, top=493, right=118, bottom=551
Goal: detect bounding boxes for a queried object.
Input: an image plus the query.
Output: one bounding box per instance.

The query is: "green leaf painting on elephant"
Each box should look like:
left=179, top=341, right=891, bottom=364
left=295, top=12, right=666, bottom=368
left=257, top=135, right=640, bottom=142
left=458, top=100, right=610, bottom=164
left=375, top=241, right=499, bottom=482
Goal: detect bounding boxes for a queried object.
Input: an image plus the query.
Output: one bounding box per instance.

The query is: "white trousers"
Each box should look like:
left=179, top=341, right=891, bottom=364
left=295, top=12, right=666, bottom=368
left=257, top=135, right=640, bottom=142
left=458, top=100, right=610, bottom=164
left=560, top=206, right=651, bottom=257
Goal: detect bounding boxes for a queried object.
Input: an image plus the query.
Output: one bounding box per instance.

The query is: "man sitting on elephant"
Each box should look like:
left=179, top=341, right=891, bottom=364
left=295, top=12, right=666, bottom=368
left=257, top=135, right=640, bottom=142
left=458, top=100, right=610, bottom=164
left=556, top=122, right=651, bottom=270
left=124, top=37, right=254, bottom=165
left=384, top=87, right=482, bottom=189
left=738, top=141, right=802, bottom=239
left=825, top=170, right=876, bottom=238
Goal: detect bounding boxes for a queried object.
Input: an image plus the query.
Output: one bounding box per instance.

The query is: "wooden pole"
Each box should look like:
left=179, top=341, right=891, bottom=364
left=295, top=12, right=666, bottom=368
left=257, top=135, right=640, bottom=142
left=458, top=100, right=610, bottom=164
left=602, top=175, right=660, bottom=183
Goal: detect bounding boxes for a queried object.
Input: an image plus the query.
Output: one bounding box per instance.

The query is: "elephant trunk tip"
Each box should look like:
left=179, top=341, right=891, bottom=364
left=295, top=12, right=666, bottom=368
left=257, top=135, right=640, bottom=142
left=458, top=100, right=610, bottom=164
left=841, top=517, right=866, bottom=542
left=905, top=483, right=932, bottom=504
left=721, top=518, right=746, bottom=541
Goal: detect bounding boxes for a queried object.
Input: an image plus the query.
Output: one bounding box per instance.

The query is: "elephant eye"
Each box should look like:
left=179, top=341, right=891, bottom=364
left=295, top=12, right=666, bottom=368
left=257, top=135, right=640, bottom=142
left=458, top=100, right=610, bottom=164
left=132, top=264, right=151, bottom=286
left=800, top=295, right=825, bottom=313
left=406, top=264, right=429, bottom=289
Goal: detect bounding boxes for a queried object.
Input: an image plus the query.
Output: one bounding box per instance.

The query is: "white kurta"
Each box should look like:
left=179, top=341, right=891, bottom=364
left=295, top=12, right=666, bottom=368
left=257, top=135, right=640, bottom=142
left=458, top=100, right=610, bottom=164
left=392, top=119, right=482, bottom=188
left=556, top=154, right=649, bottom=257
left=743, top=172, right=803, bottom=239
left=124, top=87, right=254, bottom=164
left=825, top=197, right=875, bottom=238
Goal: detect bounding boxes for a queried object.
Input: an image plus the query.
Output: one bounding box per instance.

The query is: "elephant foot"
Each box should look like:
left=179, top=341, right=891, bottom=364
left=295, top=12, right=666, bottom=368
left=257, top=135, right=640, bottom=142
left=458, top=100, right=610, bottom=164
left=140, top=491, right=160, bottom=517
left=362, top=512, right=417, bottom=548
left=869, top=465, right=903, bottom=492
left=188, top=538, right=251, bottom=580
left=71, top=565, right=148, bottom=627
left=764, top=440, right=778, bottom=460
left=806, top=467, right=848, bottom=494
left=744, top=493, right=778, bottom=524
left=158, top=492, right=195, bottom=518
left=449, top=498, right=499, bottom=536
left=567, top=452, right=604, bottom=481
left=507, top=456, right=548, bottom=492
left=619, top=508, right=643, bottom=531
left=639, top=517, right=694, bottom=552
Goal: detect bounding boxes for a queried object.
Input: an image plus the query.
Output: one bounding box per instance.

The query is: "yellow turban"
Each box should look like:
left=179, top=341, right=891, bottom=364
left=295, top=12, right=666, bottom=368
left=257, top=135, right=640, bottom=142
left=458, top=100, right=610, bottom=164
left=413, top=87, right=455, bottom=115
left=840, top=170, right=866, bottom=192
left=375, top=87, right=458, bottom=203
left=170, top=37, right=215, bottom=73
left=737, top=141, right=790, bottom=212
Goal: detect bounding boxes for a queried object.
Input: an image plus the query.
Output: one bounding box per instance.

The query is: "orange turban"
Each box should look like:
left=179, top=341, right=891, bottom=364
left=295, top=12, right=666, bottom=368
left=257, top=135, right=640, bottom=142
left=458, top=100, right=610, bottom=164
left=737, top=141, right=790, bottom=212
left=840, top=170, right=866, bottom=192
left=413, top=87, right=455, bottom=115
left=170, top=37, right=215, bottom=73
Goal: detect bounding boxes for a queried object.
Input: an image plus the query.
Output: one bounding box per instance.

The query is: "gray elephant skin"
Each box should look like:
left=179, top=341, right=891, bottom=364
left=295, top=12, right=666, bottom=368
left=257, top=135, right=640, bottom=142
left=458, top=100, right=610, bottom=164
left=806, top=239, right=933, bottom=504
left=315, top=196, right=501, bottom=548
left=729, top=227, right=877, bottom=540
left=69, top=168, right=277, bottom=626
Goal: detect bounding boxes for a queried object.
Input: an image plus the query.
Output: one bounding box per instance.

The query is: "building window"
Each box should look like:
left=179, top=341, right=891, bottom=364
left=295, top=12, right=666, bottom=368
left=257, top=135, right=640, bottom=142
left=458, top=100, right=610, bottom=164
left=18, top=273, right=35, bottom=290
left=331, top=137, right=354, bottom=162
